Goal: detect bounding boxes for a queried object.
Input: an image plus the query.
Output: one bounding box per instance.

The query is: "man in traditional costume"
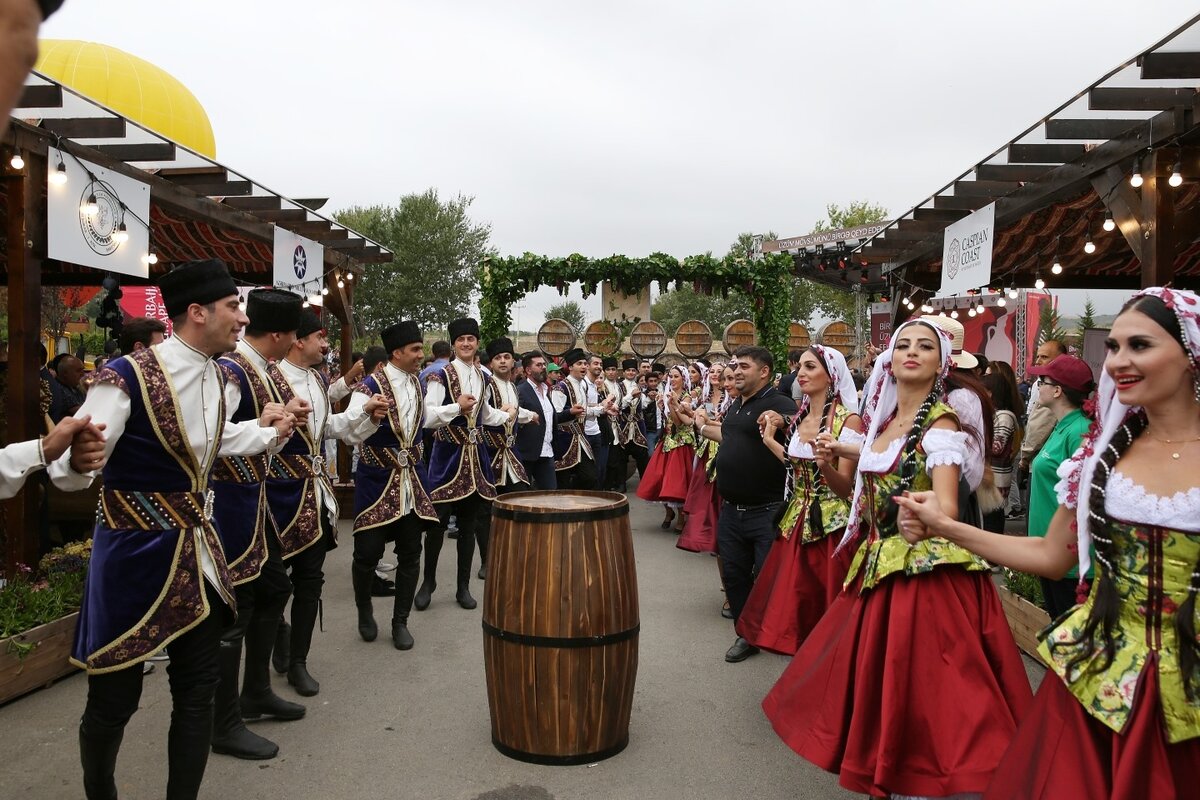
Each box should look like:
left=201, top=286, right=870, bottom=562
left=209, top=288, right=311, bottom=761
left=421, top=318, right=517, bottom=610
left=599, top=356, right=629, bottom=490
left=350, top=320, right=445, bottom=650
left=268, top=310, right=387, bottom=693
left=474, top=336, right=538, bottom=578
left=50, top=259, right=295, bottom=800
left=619, top=357, right=650, bottom=479
left=552, top=348, right=612, bottom=490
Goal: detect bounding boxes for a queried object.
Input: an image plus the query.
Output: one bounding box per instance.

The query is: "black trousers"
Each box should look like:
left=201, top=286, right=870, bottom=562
left=521, top=457, right=557, bottom=490
left=80, top=582, right=226, bottom=800
left=352, top=513, right=425, bottom=622
left=435, top=493, right=490, bottom=580
left=474, top=481, right=525, bottom=566
left=221, top=527, right=291, bottom=700
left=717, top=501, right=783, bottom=623
left=556, top=453, right=596, bottom=492
left=1041, top=576, right=1082, bottom=619
left=283, top=515, right=334, bottom=660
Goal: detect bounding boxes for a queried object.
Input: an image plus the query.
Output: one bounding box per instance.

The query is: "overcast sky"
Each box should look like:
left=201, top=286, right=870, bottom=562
left=41, top=0, right=1199, bottom=323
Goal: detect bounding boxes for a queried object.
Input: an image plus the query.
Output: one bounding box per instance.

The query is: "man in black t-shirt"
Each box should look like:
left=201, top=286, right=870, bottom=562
left=694, top=345, right=796, bottom=663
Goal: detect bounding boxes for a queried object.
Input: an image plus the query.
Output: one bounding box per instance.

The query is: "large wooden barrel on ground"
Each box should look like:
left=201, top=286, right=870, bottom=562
left=583, top=320, right=621, bottom=356
left=537, top=318, right=577, bottom=357
left=483, top=491, right=639, bottom=765
left=818, top=320, right=854, bottom=356
left=629, top=320, right=666, bottom=359
left=722, top=319, right=757, bottom=354
left=674, top=319, right=713, bottom=359
left=788, top=322, right=811, bottom=350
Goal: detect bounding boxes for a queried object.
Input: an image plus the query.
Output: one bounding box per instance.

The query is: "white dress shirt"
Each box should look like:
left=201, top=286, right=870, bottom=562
left=0, top=439, right=45, bottom=500
left=279, top=357, right=379, bottom=525
left=528, top=379, right=555, bottom=458
left=424, top=357, right=511, bottom=427
left=552, top=375, right=603, bottom=435
left=49, top=336, right=279, bottom=590
left=327, top=376, right=352, bottom=404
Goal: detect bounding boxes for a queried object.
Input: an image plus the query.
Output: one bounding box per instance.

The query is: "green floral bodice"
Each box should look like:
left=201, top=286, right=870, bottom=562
left=1039, top=515, right=1200, bottom=743
left=777, top=405, right=852, bottom=543
left=661, top=420, right=696, bottom=453
left=845, top=401, right=990, bottom=592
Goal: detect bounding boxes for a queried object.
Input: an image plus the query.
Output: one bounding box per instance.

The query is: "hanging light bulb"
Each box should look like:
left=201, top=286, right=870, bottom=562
left=345, top=272, right=354, bottom=282
left=9, top=152, right=24, bottom=170
left=140, top=252, right=158, bottom=265
left=1051, top=262, right=1063, bottom=275
left=1007, top=286, right=1018, bottom=299
left=336, top=278, right=345, bottom=289
left=302, top=298, right=310, bottom=309
left=1169, top=160, right=1183, bottom=187
left=1103, top=210, right=1115, bottom=232
left=114, top=222, right=128, bottom=244
left=967, top=307, right=977, bottom=318
left=950, top=309, right=959, bottom=319
left=321, top=286, right=330, bottom=296
left=50, top=158, right=68, bottom=185
left=81, top=193, right=99, bottom=217
left=921, top=303, right=934, bottom=314
left=1083, top=238, right=1096, bottom=255
left=997, top=296, right=1007, bottom=307
left=1130, top=154, right=1144, bottom=188
left=1034, top=275, right=1045, bottom=290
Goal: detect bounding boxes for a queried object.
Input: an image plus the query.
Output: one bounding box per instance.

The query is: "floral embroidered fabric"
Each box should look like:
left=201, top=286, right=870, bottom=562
left=778, top=405, right=852, bottom=543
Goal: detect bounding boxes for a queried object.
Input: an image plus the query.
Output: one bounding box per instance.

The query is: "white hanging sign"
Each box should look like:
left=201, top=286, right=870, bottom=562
left=46, top=147, right=151, bottom=279
left=940, top=202, right=995, bottom=297
left=273, top=226, right=324, bottom=304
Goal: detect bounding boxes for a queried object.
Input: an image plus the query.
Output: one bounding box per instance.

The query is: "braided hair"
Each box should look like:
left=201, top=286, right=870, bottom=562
left=877, top=381, right=945, bottom=534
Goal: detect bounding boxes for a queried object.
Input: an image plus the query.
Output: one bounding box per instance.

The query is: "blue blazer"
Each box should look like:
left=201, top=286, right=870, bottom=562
left=515, top=380, right=574, bottom=463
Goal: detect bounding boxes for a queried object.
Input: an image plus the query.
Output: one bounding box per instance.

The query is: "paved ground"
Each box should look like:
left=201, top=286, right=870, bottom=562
left=0, top=492, right=1044, bottom=800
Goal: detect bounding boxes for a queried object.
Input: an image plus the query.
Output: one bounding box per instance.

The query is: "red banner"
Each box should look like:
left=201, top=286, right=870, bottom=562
left=118, top=286, right=174, bottom=337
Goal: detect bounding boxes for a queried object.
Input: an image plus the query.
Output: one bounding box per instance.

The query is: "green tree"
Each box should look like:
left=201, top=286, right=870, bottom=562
left=1076, top=297, right=1098, bottom=339
left=811, top=200, right=890, bottom=232
left=545, top=300, right=587, bottom=335
left=651, top=287, right=753, bottom=337
left=334, top=190, right=494, bottom=333
left=1039, top=300, right=1068, bottom=346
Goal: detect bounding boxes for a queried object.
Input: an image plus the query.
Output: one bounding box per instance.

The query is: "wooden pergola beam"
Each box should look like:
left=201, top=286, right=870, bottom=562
left=16, top=84, right=62, bottom=108
left=223, top=196, right=282, bottom=211
left=913, top=207, right=969, bottom=222
left=1089, top=86, right=1195, bottom=111
left=40, top=117, right=126, bottom=138
left=256, top=209, right=308, bottom=223
left=182, top=181, right=253, bottom=197
left=1091, top=164, right=1146, bottom=262
left=1008, top=143, right=1086, bottom=164
left=1141, top=51, right=1200, bottom=79
left=96, top=142, right=177, bottom=162
left=287, top=221, right=333, bottom=238
left=1141, top=148, right=1177, bottom=286
left=974, top=164, right=1056, bottom=182
left=1045, top=118, right=1143, bottom=140
left=953, top=179, right=1021, bottom=197
left=933, top=194, right=995, bottom=211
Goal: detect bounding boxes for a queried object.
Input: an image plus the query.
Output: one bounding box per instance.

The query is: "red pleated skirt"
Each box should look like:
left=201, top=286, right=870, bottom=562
left=635, top=443, right=694, bottom=504
left=985, top=653, right=1200, bottom=799
left=762, top=566, right=1033, bottom=798
left=736, top=532, right=851, bottom=654
left=677, top=456, right=719, bottom=554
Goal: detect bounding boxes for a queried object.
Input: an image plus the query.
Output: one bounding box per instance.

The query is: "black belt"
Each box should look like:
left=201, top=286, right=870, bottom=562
left=723, top=499, right=781, bottom=512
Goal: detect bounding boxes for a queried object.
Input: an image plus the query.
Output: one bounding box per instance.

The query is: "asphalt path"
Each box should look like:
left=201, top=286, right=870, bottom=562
left=0, top=491, right=1042, bottom=799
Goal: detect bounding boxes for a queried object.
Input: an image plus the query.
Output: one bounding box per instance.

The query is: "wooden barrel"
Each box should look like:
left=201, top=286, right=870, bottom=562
left=583, top=320, right=620, bottom=356
left=674, top=319, right=713, bottom=358
left=788, top=322, right=811, bottom=349
left=721, top=319, right=757, bottom=354
left=483, top=490, right=639, bottom=765
left=537, top=318, right=577, bottom=357
left=818, top=320, right=854, bottom=355
left=629, top=320, right=666, bottom=358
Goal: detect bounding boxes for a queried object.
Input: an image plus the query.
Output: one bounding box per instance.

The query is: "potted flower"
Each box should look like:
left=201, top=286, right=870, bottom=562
left=997, top=567, right=1051, bottom=665
left=0, top=540, right=90, bottom=705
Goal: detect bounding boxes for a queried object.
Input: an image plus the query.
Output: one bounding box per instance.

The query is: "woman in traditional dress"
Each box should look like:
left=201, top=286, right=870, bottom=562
left=636, top=364, right=697, bottom=531
left=896, top=288, right=1200, bottom=800
left=677, top=362, right=731, bottom=554
left=762, top=319, right=1032, bottom=800
left=736, top=345, right=861, bottom=654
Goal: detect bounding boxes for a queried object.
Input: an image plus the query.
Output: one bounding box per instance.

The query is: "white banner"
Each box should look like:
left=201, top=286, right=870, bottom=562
left=47, top=147, right=151, bottom=279
left=273, top=226, right=324, bottom=304
left=940, top=202, right=995, bottom=297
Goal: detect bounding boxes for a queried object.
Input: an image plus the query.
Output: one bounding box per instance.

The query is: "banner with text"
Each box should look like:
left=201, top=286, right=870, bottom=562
left=869, top=302, right=893, bottom=348
left=47, top=147, right=151, bottom=279
left=273, top=227, right=324, bottom=304
left=940, top=202, right=995, bottom=297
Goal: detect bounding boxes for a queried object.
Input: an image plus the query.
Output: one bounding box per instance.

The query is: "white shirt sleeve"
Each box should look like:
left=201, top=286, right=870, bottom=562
left=327, top=377, right=352, bottom=404
left=478, top=384, right=512, bottom=428
left=424, top=379, right=464, bottom=425
left=218, top=418, right=279, bottom=457
left=551, top=389, right=568, bottom=413
left=326, top=404, right=379, bottom=445
left=48, top=383, right=130, bottom=491
left=0, top=439, right=47, bottom=500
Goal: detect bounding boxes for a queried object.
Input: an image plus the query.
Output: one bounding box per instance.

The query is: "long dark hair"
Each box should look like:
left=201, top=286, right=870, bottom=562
left=1057, top=294, right=1200, bottom=698
left=787, top=347, right=838, bottom=496
left=983, top=362, right=1021, bottom=416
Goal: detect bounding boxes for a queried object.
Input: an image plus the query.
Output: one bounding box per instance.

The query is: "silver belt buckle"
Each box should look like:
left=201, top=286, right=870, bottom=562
left=505, top=434, right=516, bottom=447
left=310, top=454, right=326, bottom=474
left=395, top=448, right=410, bottom=468
left=468, top=428, right=479, bottom=444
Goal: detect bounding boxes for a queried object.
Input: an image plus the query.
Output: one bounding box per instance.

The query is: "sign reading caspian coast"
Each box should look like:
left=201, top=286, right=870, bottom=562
left=940, top=202, right=995, bottom=297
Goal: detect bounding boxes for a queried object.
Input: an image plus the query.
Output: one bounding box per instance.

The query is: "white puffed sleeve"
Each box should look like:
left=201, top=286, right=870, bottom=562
left=838, top=428, right=865, bottom=445
left=1053, top=448, right=1086, bottom=510
left=922, top=427, right=970, bottom=473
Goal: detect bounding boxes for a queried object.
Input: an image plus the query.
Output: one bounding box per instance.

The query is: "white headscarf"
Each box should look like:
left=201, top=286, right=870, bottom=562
left=796, top=344, right=860, bottom=417
left=662, top=364, right=690, bottom=419
left=838, top=319, right=954, bottom=550
left=1058, top=286, right=1200, bottom=578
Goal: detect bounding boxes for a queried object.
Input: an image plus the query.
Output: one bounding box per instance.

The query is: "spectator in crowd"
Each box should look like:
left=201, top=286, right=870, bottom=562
left=1025, top=353, right=1095, bottom=617
left=982, top=362, right=1023, bottom=533
left=48, top=354, right=85, bottom=423
left=418, top=340, right=451, bottom=389
left=778, top=349, right=802, bottom=403
left=641, top=370, right=662, bottom=454
left=1010, top=339, right=1068, bottom=518
left=117, top=316, right=167, bottom=355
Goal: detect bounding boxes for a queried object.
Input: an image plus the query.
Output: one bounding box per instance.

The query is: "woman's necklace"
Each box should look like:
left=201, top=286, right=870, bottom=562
left=1145, top=428, right=1200, bottom=460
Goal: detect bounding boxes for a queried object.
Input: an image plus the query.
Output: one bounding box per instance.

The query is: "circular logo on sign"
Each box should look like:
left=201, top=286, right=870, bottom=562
left=78, top=179, right=123, bottom=256
left=292, top=244, right=307, bottom=279
left=946, top=237, right=960, bottom=279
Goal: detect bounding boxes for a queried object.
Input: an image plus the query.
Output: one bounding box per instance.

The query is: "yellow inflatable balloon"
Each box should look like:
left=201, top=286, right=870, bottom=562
left=35, top=39, right=217, bottom=158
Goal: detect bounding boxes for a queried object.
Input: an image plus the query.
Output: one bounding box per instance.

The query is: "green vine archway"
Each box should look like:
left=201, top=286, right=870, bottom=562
left=478, top=252, right=796, bottom=364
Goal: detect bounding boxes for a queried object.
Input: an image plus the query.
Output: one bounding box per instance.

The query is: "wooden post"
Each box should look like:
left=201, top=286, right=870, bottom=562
left=3, top=156, right=44, bottom=576
left=1140, top=148, right=1178, bottom=288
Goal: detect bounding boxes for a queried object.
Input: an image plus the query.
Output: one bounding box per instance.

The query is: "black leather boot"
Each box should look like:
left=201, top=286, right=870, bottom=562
left=414, top=528, right=443, bottom=611
left=79, top=719, right=122, bottom=800
left=240, top=613, right=306, bottom=722
left=475, top=515, right=490, bottom=581
left=286, top=599, right=320, bottom=696
left=455, top=533, right=477, bottom=610
left=351, top=567, right=377, bottom=641
left=210, top=640, right=279, bottom=760
left=165, top=663, right=217, bottom=799
left=271, top=616, right=290, bottom=675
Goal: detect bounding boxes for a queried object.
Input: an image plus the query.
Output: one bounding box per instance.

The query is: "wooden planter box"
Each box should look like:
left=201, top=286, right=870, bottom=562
left=1, top=612, right=81, bottom=706
left=998, top=587, right=1050, bottom=667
